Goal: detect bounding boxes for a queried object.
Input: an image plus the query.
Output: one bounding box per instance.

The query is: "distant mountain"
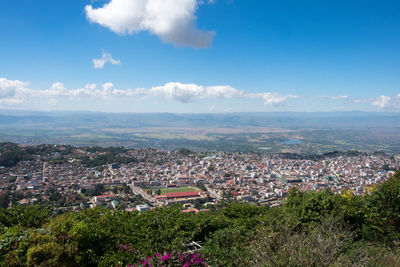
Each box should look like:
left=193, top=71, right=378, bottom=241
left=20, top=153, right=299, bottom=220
left=0, top=110, right=399, bottom=129
left=0, top=110, right=399, bottom=152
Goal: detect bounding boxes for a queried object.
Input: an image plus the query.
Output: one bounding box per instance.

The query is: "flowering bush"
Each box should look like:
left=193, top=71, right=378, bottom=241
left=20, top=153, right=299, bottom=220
left=116, top=243, right=206, bottom=267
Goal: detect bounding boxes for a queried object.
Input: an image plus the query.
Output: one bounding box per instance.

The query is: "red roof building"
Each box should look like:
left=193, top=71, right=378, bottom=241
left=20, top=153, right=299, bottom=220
left=156, top=191, right=204, bottom=201
left=182, top=207, right=200, bottom=214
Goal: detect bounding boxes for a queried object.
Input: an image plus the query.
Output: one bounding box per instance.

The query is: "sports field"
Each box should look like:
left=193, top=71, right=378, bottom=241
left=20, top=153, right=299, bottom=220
left=144, top=186, right=201, bottom=194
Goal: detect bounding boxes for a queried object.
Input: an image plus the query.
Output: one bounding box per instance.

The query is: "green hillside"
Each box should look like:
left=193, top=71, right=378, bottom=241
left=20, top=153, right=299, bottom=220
left=1, top=172, right=400, bottom=266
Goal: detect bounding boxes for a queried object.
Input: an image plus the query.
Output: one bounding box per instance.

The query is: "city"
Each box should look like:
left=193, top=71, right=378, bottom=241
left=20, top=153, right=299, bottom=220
left=1, top=143, right=398, bottom=213
left=1, top=0, right=400, bottom=265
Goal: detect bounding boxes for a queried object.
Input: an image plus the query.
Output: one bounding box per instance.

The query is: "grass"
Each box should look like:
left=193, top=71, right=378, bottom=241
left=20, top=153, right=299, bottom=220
left=144, top=186, right=201, bottom=194
left=104, top=185, right=123, bottom=191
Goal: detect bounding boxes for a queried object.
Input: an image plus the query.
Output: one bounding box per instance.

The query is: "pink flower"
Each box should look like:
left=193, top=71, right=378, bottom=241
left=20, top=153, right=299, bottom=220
left=161, top=253, right=171, bottom=261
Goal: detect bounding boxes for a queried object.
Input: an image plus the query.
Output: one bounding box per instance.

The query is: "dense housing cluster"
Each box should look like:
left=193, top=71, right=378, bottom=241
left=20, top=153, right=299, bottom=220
left=1, top=143, right=400, bottom=266
left=0, top=143, right=398, bottom=211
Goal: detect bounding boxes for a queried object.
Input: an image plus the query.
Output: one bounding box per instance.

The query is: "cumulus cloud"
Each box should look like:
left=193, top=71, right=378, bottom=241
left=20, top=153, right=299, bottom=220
left=372, top=95, right=392, bottom=109
left=149, top=82, right=242, bottom=102
left=50, top=82, right=65, bottom=91
left=93, top=51, right=121, bottom=69
left=0, top=78, right=29, bottom=99
left=85, top=0, right=215, bottom=48
left=0, top=77, right=299, bottom=108
left=0, top=77, right=30, bottom=105
left=371, top=95, right=400, bottom=110
left=249, top=92, right=299, bottom=106
left=4, top=76, right=400, bottom=112
left=148, top=83, right=298, bottom=106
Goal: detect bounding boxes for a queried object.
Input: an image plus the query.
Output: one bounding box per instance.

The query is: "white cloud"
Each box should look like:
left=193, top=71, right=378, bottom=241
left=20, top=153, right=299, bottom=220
left=249, top=92, right=299, bottom=106
left=149, top=82, right=242, bottom=102
left=93, top=51, right=121, bottom=69
left=331, top=95, right=349, bottom=100
left=372, top=95, right=391, bottom=109
left=48, top=99, right=58, bottom=106
left=50, top=82, right=65, bottom=91
left=0, top=78, right=30, bottom=105
left=209, top=106, right=215, bottom=112
left=85, top=0, right=215, bottom=48
left=0, top=78, right=28, bottom=98
left=148, top=83, right=299, bottom=106
left=0, top=77, right=301, bottom=108
left=0, top=98, right=24, bottom=106
left=371, top=94, right=400, bottom=110
left=315, top=95, right=349, bottom=100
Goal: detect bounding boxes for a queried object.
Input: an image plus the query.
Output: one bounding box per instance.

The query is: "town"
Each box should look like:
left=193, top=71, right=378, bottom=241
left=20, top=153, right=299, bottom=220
left=0, top=143, right=399, bottom=213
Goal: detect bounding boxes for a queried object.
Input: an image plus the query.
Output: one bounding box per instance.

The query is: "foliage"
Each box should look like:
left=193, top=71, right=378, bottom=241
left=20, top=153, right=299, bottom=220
left=0, top=150, right=33, bottom=167
left=79, top=154, right=137, bottom=168
left=0, top=172, right=400, bottom=266
left=0, top=205, right=52, bottom=228
left=109, top=245, right=206, bottom=267
left=201, top=226, right=251, bottom=267
left=178, top=148, right=193, bottom=156
left=363, top=171, right=400, bottom=241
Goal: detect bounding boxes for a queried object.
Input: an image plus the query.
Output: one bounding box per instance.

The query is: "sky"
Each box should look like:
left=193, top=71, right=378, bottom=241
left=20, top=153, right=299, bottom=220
left=0, top=0, right=399, bottom=113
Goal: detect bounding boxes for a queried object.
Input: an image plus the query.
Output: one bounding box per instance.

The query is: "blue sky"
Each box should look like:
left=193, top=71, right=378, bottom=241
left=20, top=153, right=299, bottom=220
left=0, top=0, right=399, bottom=112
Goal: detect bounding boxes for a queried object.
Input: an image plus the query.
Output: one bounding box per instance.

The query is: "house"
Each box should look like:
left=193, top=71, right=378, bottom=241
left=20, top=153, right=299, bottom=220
left=156, top=191, right=204, bottom=201
left=92, top=194, right=119, bottom=203
left=136, top=204, right=151, bottom=212
left=182, top=207, right=200, bottom=214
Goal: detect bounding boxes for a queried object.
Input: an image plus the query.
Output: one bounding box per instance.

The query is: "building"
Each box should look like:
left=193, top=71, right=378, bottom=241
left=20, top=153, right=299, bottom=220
left=136, top=204, right=151, bottom=212
left=92, top=194, right=119, bottom=203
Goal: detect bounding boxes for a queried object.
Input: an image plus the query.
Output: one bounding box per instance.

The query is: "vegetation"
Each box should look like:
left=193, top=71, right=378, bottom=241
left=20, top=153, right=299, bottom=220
left=178, top=148, right=193, bottom=156
left=79, top=154, right=137, bottom=168
left=1, top=172, right=400, bottom=266
left=2, top=112, right=400, bottom=153
left=0, top=143, right=33, bottom=167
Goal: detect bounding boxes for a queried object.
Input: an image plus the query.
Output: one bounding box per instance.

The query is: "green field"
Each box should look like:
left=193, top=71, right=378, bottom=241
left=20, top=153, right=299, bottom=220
left=144, top=186, right=201, bottom=194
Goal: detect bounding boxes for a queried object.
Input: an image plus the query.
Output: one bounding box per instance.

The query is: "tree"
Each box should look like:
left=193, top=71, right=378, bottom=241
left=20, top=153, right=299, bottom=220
left=194, top=199, right=202, bottom=209
left=0, top=205, right=52, bottom=228
left=178, top=148, right=192, bottom=156
left=222, top=190, right=233, bottom=201
left=0, top=191, right=10, bottom=209
left=364, top=171, right=400, bottom=240
left=196, top=182, right=207, bottom=192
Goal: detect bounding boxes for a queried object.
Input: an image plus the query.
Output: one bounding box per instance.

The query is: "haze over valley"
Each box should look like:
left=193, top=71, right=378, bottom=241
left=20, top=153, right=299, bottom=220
left=0, top=110, right=399, bottom=153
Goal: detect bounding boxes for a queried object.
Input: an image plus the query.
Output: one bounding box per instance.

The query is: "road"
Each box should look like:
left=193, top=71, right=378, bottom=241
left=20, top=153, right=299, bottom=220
left=205, top=185, right=221, bottom=200
left=129, top=184, right=163, bottom=206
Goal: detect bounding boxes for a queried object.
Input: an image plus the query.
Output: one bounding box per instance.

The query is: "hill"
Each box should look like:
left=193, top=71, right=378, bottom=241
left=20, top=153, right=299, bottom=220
left=1, top=172, right=400, bottom=266
left=0, top=110, right=400, bottom=153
